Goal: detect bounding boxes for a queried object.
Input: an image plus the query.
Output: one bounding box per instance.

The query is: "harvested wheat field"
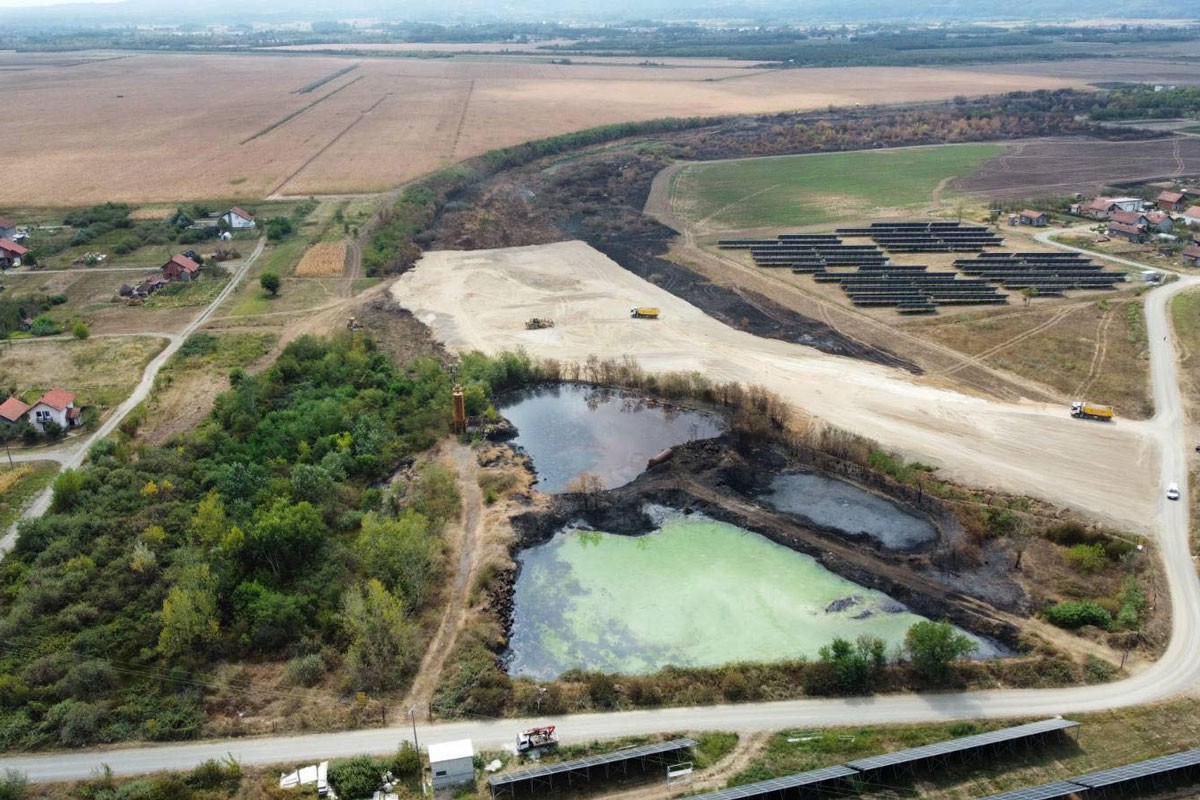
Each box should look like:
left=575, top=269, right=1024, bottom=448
left=0, top=51, right=1082, bottom=205
left=294, top=241, right=347, bottom=277
left=395, top=240, right=1158, bottom=534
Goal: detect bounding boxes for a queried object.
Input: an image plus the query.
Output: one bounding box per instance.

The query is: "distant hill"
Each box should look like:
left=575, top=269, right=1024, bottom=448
left=8, top=0, right=1199, bottom=25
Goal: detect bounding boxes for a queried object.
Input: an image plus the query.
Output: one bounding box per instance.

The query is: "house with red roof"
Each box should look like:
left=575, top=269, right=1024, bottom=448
left=221, top=207, right=256, bottom=230
left=0, top=218, right=16, bottom=240
left=26, top=387, right=81, bottom=433
left=0, top=237, right=28, bottom=269
left=1107, top=220, right=1148, bottom=243
left=161, top=254, right=201, bottom=282
left=1018, top=210, right=1047, bottom=227
left=1157, top=190, right=1190, bottom=213
left=1181, top=206, right=1200, bottom=228
left=0, top=396, right=31, bottom=429
left=1183, top=242, right=1200, bottom=268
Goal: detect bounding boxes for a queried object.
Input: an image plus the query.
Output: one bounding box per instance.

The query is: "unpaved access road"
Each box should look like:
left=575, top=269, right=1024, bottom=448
left=3, top=246, right=1199, bottom=783
left=392, top=241, right=1156, bottom=534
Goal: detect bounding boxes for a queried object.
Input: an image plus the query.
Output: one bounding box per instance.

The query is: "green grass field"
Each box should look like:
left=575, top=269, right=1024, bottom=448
left=671, top=144, right=1005, bottom=230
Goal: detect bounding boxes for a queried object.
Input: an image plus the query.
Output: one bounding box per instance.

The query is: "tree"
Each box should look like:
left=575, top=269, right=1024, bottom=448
left=259, top=270, right=281, bottom=296
left=342, top=579, right=418, bottom=692
left=158, top=562, right=221, bottom=660
left=246, top=498, right=325, bottom=578
left=354, top=511, right=440, bottom=610
left=1021, top=286, right=1039, bottom=306
left=904, top=620, right=976, bottom=683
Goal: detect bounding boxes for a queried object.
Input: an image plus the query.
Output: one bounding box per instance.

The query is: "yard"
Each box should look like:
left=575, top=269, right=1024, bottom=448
left=669, top=144, right=1004, bottom=231
left=0, top=336, right=167, bottom=411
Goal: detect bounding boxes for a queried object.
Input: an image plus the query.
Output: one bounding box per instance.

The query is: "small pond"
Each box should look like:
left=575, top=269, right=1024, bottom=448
left=498, top=383, right=725, bottom=493
left=506, top=511, right=999, bottom=679
left=765, top=472, right=937, bottom=550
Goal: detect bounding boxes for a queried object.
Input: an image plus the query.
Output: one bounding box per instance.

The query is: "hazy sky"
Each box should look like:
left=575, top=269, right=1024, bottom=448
left=0, top=0, right=122, bottom=6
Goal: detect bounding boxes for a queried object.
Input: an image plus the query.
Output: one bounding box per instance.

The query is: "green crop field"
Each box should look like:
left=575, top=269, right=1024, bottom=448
left=670, top=144, right=1005, bottom=231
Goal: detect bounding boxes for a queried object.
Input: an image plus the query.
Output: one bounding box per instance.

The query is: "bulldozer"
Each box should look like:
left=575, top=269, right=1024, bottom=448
left=526, top=317, right=555, bottom=330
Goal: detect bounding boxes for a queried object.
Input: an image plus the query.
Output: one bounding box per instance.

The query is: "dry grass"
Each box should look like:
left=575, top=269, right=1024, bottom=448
left=0, top=52, right=1082, bottom=205
left=0, top=336, right=167, bottom=409
left=909, top=295, right=1153, bottom=418
left=294, top=240, right=347, bottom=277
left=0, top=465, right=32, bottom=495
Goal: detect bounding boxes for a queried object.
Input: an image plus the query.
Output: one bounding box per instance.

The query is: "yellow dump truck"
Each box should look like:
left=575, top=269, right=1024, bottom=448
left=630, top=307, right=660, bottom=319
left=1071, top=401, right=1114, bottom=421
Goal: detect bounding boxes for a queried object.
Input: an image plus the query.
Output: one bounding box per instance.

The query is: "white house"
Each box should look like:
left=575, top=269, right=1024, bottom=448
left=27, top=387, right=81, bottom=433
left=221, top=207, right=257, bottom=230
left=428, top=739, right=475, bottom=790
left=1180, top=206, right=1200, bottom=227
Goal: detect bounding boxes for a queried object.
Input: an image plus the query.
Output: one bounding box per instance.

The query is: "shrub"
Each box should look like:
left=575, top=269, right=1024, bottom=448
left=1065, top=543, right=1109, bottom=572
left=29, top=315, right=61, bottom=336
left=285, top=653, right=327, bottom=687
left=0, top=769, right=27, bottom=800
left=390, top=741, right=421, bottom=779
left=904, top=620, right=976, bottom=682
left=329, top=756, right=382, bottom=800
left=1043, top=600, right=1111, bottom=630
left=72, top=321, right=90, bottom=340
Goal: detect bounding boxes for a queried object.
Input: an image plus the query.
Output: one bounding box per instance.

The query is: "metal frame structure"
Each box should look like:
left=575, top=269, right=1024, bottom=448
left=487, top=738, right=696, bottom=800
left=980, top=747, right=1200, bottom=799
left=681, top=765, right=859, bottom=800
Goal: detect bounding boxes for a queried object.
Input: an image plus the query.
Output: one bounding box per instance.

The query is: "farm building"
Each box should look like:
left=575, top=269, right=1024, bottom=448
left=0, top=237, right=28, bottom=268
left=1018, top=210, right=1047, bottom=227
left=1110, top=210, right=1150, bottom=228
left=0, top=396, right=31, bottom=428
left=1181, top=206, right=1200, bottom=227
left=1107, top=220, right=1148, bottom=243
left=1158, top=190, right=1190, bottom=212
left=1183, top=243, right=1200, bottom=267
left=26, top=388, right=81, bottom=433
left=428, top=739, right=475, bottom=790
left=0, top=218, right=16, bottom=239
left=221, top=207, right=256, bottom=230
left=1074, top=196, right=1143, bottom=219
left=161, top=254, right=201, bottom=281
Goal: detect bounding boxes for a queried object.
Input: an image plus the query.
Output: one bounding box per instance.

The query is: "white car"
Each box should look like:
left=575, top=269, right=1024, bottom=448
left=1167, top=483, right=1180, bottom=501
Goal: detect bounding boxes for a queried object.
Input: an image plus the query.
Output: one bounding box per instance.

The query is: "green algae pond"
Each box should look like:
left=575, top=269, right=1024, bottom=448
left=506, top=511, right=1000, bottom=679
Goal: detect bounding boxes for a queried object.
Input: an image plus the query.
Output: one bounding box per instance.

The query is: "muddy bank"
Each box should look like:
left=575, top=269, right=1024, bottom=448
left=508, top=435, right=1027, bottom=651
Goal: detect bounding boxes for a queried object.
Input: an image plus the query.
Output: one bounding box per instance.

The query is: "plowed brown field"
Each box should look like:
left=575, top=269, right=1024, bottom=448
left=0, top=51, right=1082, bottom=206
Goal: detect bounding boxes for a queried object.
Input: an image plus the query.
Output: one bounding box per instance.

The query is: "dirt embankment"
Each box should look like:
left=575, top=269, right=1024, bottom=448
left=508, top=435, right=1028, bottom=650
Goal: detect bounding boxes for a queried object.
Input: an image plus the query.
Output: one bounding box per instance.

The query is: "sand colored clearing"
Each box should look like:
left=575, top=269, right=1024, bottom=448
left=395, top=241, right=1158, bottom=533
left=0, top=52, right=1082, bottom=206
left=294, top=241, right=348, bottom=276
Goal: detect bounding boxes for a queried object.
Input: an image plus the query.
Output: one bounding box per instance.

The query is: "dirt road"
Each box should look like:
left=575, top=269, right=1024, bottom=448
left=393, top=241, right=1157, bottom=533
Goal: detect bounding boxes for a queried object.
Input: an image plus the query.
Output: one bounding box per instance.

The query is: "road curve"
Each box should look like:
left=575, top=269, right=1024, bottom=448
left=2, top=264, right=1198, bottom=784
left=0, top=238, right=266, bottom=554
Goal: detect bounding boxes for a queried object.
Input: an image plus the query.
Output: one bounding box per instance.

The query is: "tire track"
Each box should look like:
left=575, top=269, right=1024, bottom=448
left=941, top=304, right=1080, bottom=375
left=447, top=80, right=476, bottom=163
left=1075, top=305, right=1114, bottom=398
left=269, top=93, right=389, bottom=198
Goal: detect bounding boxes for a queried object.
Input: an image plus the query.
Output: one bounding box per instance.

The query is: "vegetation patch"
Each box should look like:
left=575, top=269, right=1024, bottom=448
left=0, top=462, right=58, bottom=533
left=670, top=144, right=1003, bottom=230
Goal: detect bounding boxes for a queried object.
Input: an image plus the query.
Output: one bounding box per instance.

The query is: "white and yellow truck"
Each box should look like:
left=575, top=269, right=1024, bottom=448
left=1071, top=401, right=1114, bottom=421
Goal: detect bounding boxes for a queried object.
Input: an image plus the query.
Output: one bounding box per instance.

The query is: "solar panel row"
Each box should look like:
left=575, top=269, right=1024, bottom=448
left=487, top=738, right=697, bottom=788
left=979, top=747, right=1200, bottom=799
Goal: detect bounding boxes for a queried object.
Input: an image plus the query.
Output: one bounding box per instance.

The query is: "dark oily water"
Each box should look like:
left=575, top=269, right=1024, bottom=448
left=766, top=472, right=937, bottom=550
left=505, top=511, right=1001, bottom=679
left=498, top=384, right=725, bottom=493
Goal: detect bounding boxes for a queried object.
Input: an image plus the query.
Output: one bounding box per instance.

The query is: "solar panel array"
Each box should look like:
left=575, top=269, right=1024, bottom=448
left=952, top=252, right=1121, bottom=297
left=979, top=747, right=1200, bottom=799
left=718, top=235, right=888, bottom=270
left=816, top=266, right=1006, bottom=314
left=681, top=765, right=859, bottom=800
left=1071, top=747, right=1200, bottom=789
left=846, top=719, right=1080, bottom=773
left=835, top=222, right=1005, bottom=252
left=487, top=738, right=697, bottom=789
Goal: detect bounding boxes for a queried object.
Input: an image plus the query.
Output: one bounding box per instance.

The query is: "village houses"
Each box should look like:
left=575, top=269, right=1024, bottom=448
left=0, top=388, right=83, bottom=434
left=1157, top=190, right=1191, bottom=213
left=0, top=237, right=28, bottom=269
left=221, top=207, right=256, bottom=230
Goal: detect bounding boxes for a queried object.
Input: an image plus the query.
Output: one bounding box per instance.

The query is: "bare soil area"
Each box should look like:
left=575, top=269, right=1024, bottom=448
left=394, top=240, right=1158, bottom=534
left=0, top=51, right=1082, bottom=205
left=956, top=136, right=1200, bottom=198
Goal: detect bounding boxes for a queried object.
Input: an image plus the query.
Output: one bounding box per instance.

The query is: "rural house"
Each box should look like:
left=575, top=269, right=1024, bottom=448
left=1018, top=210, right=1047, bottom=227
left=0, top=396, right=31, bottom=429
left=0, top=218, right=16, bottom=239
left=1157, top=190, right=1190, bottom=212
left=1180, top=206, right=1200, bottom=227
left=1109, top=210, right=1150, bottom=228
left=1145, top=210, right=1174, bottom=233
left=131, top=276, right=168, bottom=298
left=1074, top=196, right=1144, bottom=219
left=1107, top=220, right=1148, bottom=243
left=0, top=237, right=28, bottom=269
left=26, top=387, right=81, bottom=433
left=161, top=254, right=200, bottom=282
left=221, top=207, right=256, bottom=230
left=1183, top=242, right=1200, bottom=268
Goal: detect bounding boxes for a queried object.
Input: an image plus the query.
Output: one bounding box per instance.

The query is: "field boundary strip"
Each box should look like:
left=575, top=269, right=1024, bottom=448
left=293, top=64, right=359, bottom=94
left=268, top=93, right=390, bottom=197
left=241, top=75, right=365, bottom=145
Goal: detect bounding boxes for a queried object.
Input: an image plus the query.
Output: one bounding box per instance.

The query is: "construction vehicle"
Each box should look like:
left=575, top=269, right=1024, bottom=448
left=630, top=307, right=660, bottom=319
left=1071, top=401, right=1114, bottom=421
left=526, top=317, right=555, bottom=330
left=517, top=726, right=558, bottom=754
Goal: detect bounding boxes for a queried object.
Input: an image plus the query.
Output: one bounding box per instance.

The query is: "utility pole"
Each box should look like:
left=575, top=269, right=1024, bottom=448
left=408, top=704, right=420, bottom=754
